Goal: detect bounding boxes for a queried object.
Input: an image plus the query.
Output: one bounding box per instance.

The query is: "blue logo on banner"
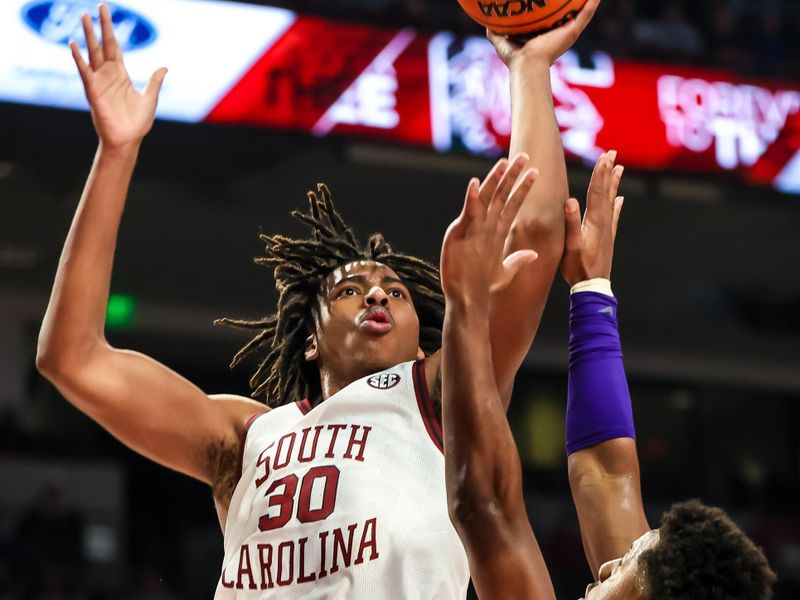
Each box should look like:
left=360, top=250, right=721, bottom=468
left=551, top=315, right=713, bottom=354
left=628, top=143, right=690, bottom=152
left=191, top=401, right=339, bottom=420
left=22, top=1, right=157, bottom=51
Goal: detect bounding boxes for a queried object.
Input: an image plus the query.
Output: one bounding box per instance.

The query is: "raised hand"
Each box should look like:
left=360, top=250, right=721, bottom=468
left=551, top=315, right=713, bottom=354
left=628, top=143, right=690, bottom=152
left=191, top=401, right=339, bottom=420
left=70, top=4, right=167, bottom=150
left=440, top=154, right=539, bottom=303
left=487, top=0, right=601, bottom=68
left=560, top=150, right=624, bottom=286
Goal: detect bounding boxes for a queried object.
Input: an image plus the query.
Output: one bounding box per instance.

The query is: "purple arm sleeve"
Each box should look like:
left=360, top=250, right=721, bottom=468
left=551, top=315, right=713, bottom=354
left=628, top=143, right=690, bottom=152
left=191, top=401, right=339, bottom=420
left=566, top=291, right=636, bottom=455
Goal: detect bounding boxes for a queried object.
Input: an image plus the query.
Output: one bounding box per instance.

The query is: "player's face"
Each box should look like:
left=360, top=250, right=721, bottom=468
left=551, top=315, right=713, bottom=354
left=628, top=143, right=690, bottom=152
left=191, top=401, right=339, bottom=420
left=309, top=261, right=424, bottom=383
left=580, top=530, right=659, bottom=600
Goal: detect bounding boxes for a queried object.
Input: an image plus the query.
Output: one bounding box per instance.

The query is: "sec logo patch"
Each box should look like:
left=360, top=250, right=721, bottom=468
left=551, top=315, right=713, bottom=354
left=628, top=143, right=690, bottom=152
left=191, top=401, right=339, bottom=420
left=367, top=373, right=400, bottom=390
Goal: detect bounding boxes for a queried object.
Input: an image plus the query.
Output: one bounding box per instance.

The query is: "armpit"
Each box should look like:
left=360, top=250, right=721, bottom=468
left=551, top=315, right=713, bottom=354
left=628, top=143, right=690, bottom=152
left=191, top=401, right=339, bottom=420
left=206, top=439, right=241, bottom=505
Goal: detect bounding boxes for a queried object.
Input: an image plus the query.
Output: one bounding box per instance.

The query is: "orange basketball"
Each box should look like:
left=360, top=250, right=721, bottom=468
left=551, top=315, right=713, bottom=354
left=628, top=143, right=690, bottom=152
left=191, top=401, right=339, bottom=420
left=456, top=0, right=588, bottom=36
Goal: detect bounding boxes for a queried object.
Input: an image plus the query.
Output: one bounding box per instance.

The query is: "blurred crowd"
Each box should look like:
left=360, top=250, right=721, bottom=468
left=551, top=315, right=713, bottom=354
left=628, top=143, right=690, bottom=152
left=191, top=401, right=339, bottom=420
left=257, top=0, right=800, bottom=78
left=590, top=0, right=799, bottom=78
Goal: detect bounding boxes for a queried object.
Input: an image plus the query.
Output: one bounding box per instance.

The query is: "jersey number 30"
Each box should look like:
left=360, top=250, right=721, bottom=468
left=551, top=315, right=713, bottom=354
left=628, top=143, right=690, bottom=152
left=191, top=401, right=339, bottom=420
left=259, top=466, right=340, bottom=531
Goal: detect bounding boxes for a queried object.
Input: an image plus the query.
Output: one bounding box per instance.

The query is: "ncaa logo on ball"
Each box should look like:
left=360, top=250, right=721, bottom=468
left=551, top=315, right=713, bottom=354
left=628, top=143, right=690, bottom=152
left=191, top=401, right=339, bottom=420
left=476, top=0, right=546, bottom=18
left=367, top=373, right=401, bottom=390
left=459, top=0, right=586, bottom=35
left=22, top=0, right=157, bottom=51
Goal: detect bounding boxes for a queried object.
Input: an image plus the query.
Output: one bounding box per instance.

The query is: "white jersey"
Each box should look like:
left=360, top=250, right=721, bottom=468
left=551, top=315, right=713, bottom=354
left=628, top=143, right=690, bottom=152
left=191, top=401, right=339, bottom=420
left=216, top=359, right=469, bottom=599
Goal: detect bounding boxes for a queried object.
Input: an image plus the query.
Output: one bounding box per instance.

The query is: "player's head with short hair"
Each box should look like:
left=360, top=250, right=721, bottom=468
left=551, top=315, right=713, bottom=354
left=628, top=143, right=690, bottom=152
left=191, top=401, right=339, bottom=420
left=583, top=500, right=775, bottom=600
left=640, top=500, right=775, bottom=599
left=216, top=183, right=444, bottom=407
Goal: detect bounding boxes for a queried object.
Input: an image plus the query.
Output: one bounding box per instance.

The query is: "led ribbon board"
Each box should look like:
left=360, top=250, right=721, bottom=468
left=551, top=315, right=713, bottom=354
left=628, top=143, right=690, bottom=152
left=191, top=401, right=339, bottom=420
left=1, top=0, right=798, bottom=193
left=0, top=0, right=296, bottom=121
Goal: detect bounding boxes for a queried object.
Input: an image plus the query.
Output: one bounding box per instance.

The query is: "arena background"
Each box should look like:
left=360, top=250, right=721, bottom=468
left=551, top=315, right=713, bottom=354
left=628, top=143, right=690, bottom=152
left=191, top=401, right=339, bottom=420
left=0, top=0, right=799, bottom=597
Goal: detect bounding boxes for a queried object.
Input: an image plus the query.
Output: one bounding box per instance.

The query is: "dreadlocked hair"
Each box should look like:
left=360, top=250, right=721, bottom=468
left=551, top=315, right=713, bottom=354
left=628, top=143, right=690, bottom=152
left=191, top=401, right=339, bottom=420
left=215, top=183, right=444, bottom=408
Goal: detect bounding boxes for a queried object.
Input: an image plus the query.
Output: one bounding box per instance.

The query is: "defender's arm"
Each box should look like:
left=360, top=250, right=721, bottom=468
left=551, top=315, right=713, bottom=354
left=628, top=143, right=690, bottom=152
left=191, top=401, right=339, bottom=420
left=558, top=155, right=648, bottom=577
left=565, top=287, right=648, bottom=576
left=439, top=161, right=555, bottom=599
left=488, top=0, right=601, bottom=405
left=36, top=6, right=265, bottom=498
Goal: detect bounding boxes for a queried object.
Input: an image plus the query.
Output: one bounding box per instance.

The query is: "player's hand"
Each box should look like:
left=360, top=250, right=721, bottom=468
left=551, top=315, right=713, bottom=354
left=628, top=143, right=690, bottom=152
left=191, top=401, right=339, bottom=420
left=70, top=4, right=167, bottom=150
left=560, top=151, right=624, bottom=286
left=440, top=154, right=539, bottom=304
left=487, top=0, right=600, bottom=68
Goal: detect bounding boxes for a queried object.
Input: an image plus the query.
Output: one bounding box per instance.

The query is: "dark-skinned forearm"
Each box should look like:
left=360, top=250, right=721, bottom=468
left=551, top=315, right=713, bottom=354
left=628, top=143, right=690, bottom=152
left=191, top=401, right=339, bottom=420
left=37, top=142, right=140, bottom=371
left=565, top=287, right=649, bottom=574
left=568, top=439, right=648, bottom=575
left=443, top=298, right=520, bottom=518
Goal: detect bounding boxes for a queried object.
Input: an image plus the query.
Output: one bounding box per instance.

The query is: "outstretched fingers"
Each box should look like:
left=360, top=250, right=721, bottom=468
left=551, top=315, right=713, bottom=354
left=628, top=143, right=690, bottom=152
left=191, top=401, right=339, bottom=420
left=99, top=3, right=121, bottom=62
left=564, top=197, right=583, bottom=253
left=611, top=196, right=624, bottom=238
left=478, top=158, right=508, bottom=209
left=81, top=13, right=103, bottom=70
left=145, top=67, right=168, bottom=100
left=460, top=177, right=483, bottom=224
left=70, top=40, right=90, bottom=87
left=609, top=164, right=624, bottom=200
left=498, top=168, right=537, bottom=231
left=489, top=153, right=529, bottom=218
left=460, top=153, right=535, bottom=243
left=492, top=176, right=539, bottom=293
left=586, top=150, right=619, bottom=217
left=585, top=151, right=608, bottom=207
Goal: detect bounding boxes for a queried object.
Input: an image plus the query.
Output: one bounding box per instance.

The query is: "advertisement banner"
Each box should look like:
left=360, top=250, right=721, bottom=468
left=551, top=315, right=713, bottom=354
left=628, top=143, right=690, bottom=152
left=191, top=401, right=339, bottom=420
left=1, top=0, right=799, bottom=194
left=0, top=0, right=295, bottom=121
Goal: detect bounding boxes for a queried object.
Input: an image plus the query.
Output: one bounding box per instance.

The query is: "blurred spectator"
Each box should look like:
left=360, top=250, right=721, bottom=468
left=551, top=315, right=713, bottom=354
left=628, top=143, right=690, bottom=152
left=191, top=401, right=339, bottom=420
left=596, top=0, right=637, bottom=59
left=706, top=0, right=748, bottom=72
left=633, top=4, right=705, bottom=59
left=750, top=9, right=793, bottom=78
left=305, top=0, right=396, bottom=19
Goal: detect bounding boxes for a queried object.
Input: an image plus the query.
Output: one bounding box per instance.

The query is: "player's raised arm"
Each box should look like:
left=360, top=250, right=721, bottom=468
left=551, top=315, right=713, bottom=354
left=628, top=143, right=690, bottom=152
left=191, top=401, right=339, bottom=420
left=36, top=5, right=263, bottom=504
left=486, top=0, right=601, bottom=405
left=559, top=153, right=650, bottom=577
left=439, top=157, right=555, bottom=599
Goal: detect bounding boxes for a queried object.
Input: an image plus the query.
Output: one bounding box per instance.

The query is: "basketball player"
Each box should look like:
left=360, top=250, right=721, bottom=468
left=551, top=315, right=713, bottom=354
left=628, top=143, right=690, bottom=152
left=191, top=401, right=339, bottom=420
left=35, top=3, right=600, bottom=597
left=439, top=152, right=777, bottom=599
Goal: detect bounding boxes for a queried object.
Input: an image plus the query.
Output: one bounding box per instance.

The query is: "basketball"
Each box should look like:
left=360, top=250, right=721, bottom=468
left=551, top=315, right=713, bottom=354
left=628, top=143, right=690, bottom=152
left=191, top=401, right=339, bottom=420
left=456, top=0, right=588, bottom=36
